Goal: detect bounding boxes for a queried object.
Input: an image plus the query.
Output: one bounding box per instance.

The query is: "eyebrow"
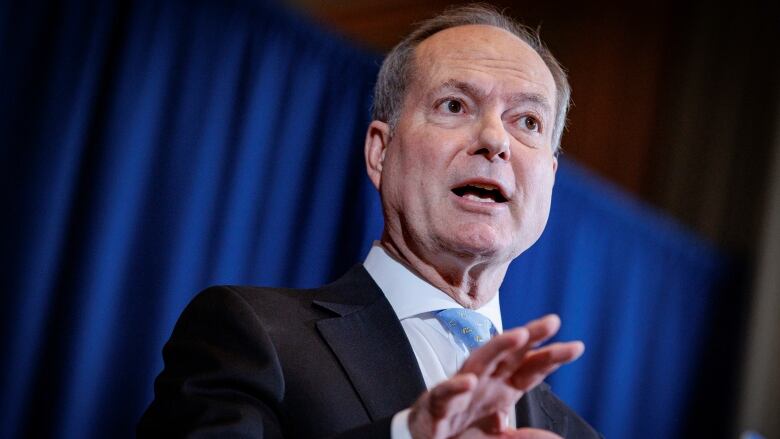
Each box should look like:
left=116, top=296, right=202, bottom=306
left=432, top=79, right=553, bottom=118
left=506, top=92, right=553, bottom=118
left=433, top=79, right=486, bottom=100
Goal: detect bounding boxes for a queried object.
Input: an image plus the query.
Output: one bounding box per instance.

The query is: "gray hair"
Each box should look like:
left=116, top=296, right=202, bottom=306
left=371, top=3, right=570, bottom=154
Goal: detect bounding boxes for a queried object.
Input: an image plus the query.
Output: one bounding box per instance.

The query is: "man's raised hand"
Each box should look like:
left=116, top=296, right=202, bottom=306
left=407, top=315, right=584, bottom=439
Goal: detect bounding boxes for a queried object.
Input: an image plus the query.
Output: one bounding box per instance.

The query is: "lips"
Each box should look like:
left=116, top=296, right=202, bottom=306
left=451, top=181, right=509, bottom=203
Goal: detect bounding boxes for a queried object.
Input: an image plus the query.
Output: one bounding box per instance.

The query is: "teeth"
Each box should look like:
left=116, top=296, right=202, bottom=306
left=470, top=183, right=497, bottom=190
left=464, top=193, right=496, bottom=203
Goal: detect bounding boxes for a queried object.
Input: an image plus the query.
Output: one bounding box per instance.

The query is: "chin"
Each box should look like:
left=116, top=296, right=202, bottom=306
left=441, top=222, right=508, bottom=259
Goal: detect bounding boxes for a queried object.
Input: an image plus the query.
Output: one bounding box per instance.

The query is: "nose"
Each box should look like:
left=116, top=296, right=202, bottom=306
left=471, top=113, right=510, bottom=161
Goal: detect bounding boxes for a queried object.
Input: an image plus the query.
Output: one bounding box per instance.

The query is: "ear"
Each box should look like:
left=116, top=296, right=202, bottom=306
left=364, top=120, right=391, bottom=190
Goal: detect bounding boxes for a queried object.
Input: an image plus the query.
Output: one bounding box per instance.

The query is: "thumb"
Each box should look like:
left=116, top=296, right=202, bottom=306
left=503, top=428, right=563, bottom=439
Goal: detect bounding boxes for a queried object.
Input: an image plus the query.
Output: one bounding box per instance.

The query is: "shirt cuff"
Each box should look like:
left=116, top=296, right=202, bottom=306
left=391, top=408, right=414, bottom=439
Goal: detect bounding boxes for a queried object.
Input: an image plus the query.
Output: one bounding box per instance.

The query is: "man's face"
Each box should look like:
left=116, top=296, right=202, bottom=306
left=370, top=24, right=558, bottom=267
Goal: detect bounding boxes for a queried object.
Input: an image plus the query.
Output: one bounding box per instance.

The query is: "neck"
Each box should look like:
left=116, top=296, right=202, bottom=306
left=379, top=231, right=509, bottom=309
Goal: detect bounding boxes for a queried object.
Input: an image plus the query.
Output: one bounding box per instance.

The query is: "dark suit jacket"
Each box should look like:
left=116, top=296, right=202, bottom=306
left=138, top=265, right=601, bottom=438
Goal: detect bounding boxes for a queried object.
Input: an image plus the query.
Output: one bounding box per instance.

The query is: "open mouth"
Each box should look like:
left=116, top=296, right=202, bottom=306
left=451, top=183, right=508, bottom=203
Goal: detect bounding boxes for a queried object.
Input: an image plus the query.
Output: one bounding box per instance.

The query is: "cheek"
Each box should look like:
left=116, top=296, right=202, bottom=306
left=402, top=132, right=442, bottom=164
left=398, top=134, right=451, bottom=187
left=518, top=151, right=555, bottom=188
left=383, top=140, right=439, bottom=211
left=534, top=166, right=555, bottom=202
left=514, top=156, right=556, bottom=217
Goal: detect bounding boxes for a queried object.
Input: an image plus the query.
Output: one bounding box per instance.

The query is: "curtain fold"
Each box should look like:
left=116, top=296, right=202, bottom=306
left=0, top=1, right=731, bottom=438
left=502, top=162, right=729, bottom=438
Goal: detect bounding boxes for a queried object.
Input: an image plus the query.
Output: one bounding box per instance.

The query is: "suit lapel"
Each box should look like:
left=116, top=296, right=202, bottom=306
left=311, top=266, right=569, bottom=433
left=313, top=265, right=427, bottom=421
left=515, top=383, right=566, bottom=435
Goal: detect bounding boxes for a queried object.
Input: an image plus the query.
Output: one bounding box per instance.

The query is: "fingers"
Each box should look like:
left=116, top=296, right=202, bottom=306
left=504, top=428, right=564, bottom=439
left=524, top=314, right=561, bottom=347
left=509, top=341, right=585, bottom=390
left=460, top=314, right=564, bottom=379
left=492, top=314, right=561, bottom=378
left=457, top=426, right=563, bottom=439
left=525, top=340, right=585, bottom=367
left=460, top=327, right=529, bottom=376
left=409, top=374, right=481, bottom=439
left=418, top=314, right=582, bottom=439
left=480, top=314, right=583, bottom=393
left=428, top=373, right=478, bottom=418
left=470, top=411, right=506, bottom=435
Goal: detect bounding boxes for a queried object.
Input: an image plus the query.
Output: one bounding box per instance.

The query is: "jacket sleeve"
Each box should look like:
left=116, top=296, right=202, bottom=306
left=137, top=286, right=395, bottom=439
left=137, top=286, right=287, bottom=438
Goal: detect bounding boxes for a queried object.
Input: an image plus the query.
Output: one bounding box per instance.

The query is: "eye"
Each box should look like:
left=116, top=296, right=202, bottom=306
left=520, top=115, right=540, bottom=132
left=438, top=98, right=464, bottom=114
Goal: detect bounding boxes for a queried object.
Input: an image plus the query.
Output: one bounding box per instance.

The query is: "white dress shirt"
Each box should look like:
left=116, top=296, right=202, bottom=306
left=363, top=243, right=513, bottom=438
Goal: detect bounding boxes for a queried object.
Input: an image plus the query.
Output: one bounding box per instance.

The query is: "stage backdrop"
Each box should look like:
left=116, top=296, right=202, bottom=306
left=0, top=0, right=732, bottom=438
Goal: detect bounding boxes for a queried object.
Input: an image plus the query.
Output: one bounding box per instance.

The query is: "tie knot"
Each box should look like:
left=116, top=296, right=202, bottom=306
left=436, top=308, right=497, bottom=351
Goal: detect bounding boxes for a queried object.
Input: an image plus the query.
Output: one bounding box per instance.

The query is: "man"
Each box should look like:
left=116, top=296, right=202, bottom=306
left=139, top=4, right=601, bottom=438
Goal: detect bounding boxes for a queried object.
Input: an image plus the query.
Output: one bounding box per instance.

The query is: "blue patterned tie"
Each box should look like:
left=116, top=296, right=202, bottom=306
left=436, top=308, right=498, bottom=351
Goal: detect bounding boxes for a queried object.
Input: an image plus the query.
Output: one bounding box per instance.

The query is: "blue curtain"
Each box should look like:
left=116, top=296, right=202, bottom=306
left=503, top=162, right=731, bottom=438
left=0, top=0, right=731, bottom=438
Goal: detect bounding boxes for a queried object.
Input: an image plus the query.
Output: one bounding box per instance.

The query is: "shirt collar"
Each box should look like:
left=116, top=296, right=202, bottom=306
left=363, top=242, right=504, bottom=332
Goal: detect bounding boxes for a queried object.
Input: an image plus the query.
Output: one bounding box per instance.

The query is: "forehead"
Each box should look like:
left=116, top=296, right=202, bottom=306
left=411, top=24, right=555, bottom=100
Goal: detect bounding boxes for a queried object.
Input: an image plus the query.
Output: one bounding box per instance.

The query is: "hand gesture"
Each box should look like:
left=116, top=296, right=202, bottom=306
left=408, top=314, right=583, bottom=439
